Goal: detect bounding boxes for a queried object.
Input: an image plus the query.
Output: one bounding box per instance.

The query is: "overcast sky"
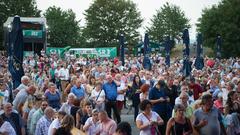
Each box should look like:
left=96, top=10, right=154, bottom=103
left=36, top=0, right=222, bottom=40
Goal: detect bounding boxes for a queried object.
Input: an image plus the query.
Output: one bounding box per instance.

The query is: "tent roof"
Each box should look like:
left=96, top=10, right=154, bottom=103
left=3, top=17, right=47, bottom=27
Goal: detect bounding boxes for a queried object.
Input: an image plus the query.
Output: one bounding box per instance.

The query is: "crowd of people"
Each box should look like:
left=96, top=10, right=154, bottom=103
left=0, top=51, right=239, bottom=135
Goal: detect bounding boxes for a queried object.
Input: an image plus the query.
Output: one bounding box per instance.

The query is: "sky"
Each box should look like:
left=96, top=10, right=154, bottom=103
left=36, top=0, right=222, bottom=40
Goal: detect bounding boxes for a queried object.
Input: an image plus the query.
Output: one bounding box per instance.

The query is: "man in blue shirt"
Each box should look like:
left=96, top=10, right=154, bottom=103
left=149, top=80, right=170, bottom=135
left=103, top=75, right=121, bottom=123
left=71, top=79, right=86, bottom=104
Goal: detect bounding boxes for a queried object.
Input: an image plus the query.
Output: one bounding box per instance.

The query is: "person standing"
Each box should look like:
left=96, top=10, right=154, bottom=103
left=59, top=93, right=76, bottom=114
left=71, top=79, right=86, bottom=106
left=12, top=85, right=36, bottom=115
left=48, top=111, right=66, bottom=135
left=44, top=83, right=61, bottom=110
left=149, top=80, right=170, bottom=135
left=91, top=82, right=105, bottom=111
left=98, top=111, right=117, bottom=135
left=1, top=103, right=24, bottom=135
left=130, top=75, right=143, bottom=120
left=115, top=74, right=127, bottom=117
left=55, top=114, right=84, bottom=135
left=12, top=75, right=30, bottom=96
left=30, top=101, right=48, bottom=135
left=59, top=64, right=69, bottom=92
left=136, top=100, right=164, bottom=135
left=166, top=104, right=193, bottom=135
left=189, top=77, right=203, bottom=100
left=192, top=94, right=226, bottom=135
left=35, top=107, right=55, bottom=135
left=103, top=75, right=121, bottom=123
left=83, top=109, right=101, bottom=135
left=140, top=84, right=150, bottom=102
left=0, top=116, right=16, bottom=135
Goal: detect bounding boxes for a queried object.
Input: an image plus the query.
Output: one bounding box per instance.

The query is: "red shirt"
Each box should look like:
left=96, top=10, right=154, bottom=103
left=207, top=59, right=215, bottom=68
left=189, top=83, right=203, bottom=100
left=214, top=99, right=223, bottom=113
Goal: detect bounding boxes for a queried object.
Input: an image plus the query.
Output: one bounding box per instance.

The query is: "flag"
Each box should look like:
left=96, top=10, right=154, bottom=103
left=119, top=34, right=125, bottom=66
left=182, top=29, right=190, bottom=57
left=8, top=16, right=24, bottom=89
left=195, top=33, right=204, bottom=70
left=165, top=36, right=170, bottom=67
left=143, top=33, right=149, bottom=56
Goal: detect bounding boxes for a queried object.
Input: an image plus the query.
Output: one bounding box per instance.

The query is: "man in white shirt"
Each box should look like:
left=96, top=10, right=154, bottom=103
left=48, top=111, right=66, bottom=135
left=13, top=76, right=30, bottom=96
left=115, top=74, right=127, bottom=116
left=59, top=64, right=69, bottom=92
left=233, top=60, right=240, bottom=69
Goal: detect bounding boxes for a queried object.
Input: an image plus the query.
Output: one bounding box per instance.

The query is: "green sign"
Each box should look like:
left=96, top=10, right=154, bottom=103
left=69, top=47, right=117, bottom=58
left=46, top=46, right=71, bottom=58
left=23, top=30, right=43, bottom=38
left=23, top=51, right=34, bottom=57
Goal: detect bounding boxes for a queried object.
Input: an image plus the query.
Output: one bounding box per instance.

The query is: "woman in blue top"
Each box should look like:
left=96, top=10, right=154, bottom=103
left=44, top=83, right=61, bottom=110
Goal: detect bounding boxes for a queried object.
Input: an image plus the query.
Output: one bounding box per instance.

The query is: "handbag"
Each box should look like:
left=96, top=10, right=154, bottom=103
left=92, top=89, right=103, bottom=108
left=142, top=113, right=161, bottom=135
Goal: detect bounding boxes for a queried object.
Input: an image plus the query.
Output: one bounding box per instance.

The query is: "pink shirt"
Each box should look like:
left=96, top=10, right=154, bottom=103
left=214, top=99, right=223, bottom=113
left=99, top=118, right=117, bottom=135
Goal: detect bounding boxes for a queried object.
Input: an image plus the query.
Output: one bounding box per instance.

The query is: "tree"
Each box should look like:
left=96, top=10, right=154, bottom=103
left=44, top=6, right=80, bottom=48
left=147, top=2, right=190, bottom=43
left=197, top=0, right=240, bottom=58
left=83, top=0, right=143, bottom=48
left=0, top=0, right=41, bottom=49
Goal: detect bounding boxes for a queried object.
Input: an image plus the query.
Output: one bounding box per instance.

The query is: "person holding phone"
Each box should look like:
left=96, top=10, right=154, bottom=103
left=166, top=104, right=192, bottom=135
left=192, top=94, right=227, bottom=135
left=136, top=100, right=164, bottom=135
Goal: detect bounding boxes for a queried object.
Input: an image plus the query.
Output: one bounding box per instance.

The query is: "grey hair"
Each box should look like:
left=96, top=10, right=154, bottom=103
left=21, top=76, right=29, bottom=81
left=48, top=82, right=56, bottom=88
left=44, top=107, right=54, bottom=115
left=68, top=93, right=76, bottom=99
left=179, top=91, right=189, bottom=98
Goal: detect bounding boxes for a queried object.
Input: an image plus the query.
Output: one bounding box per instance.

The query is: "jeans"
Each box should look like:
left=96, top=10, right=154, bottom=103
left=133, top=104, right=139, bottom=120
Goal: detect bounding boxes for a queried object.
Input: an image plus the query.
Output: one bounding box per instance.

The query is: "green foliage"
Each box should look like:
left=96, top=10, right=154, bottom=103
left=44, top=6, right=81, bottom=48
left=197, top=0, right=240, bottom=58
left=147, top=2, right=190, bottom=43
left=83, top=0, right=143, bottom=48
left=0, top=0, right=41, bottom=49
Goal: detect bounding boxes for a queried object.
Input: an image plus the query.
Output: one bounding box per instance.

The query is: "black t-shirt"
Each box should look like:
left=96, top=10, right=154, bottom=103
left=70, top=106, right=79, bottom=123
left=54, top=127, right=72, bottom=135
left=77, top=108, right=90, bottom=125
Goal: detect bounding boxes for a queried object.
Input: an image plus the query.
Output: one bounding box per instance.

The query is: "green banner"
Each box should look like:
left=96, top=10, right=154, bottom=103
left=96, top=47, right=117, bottom=58
left=23, top=30, right=43, bottom=38
left=69, top=47, right=117, bottom=58
left=46, top=46, right=71, bottom=58
left=23, top=51, right=34, bottom=57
